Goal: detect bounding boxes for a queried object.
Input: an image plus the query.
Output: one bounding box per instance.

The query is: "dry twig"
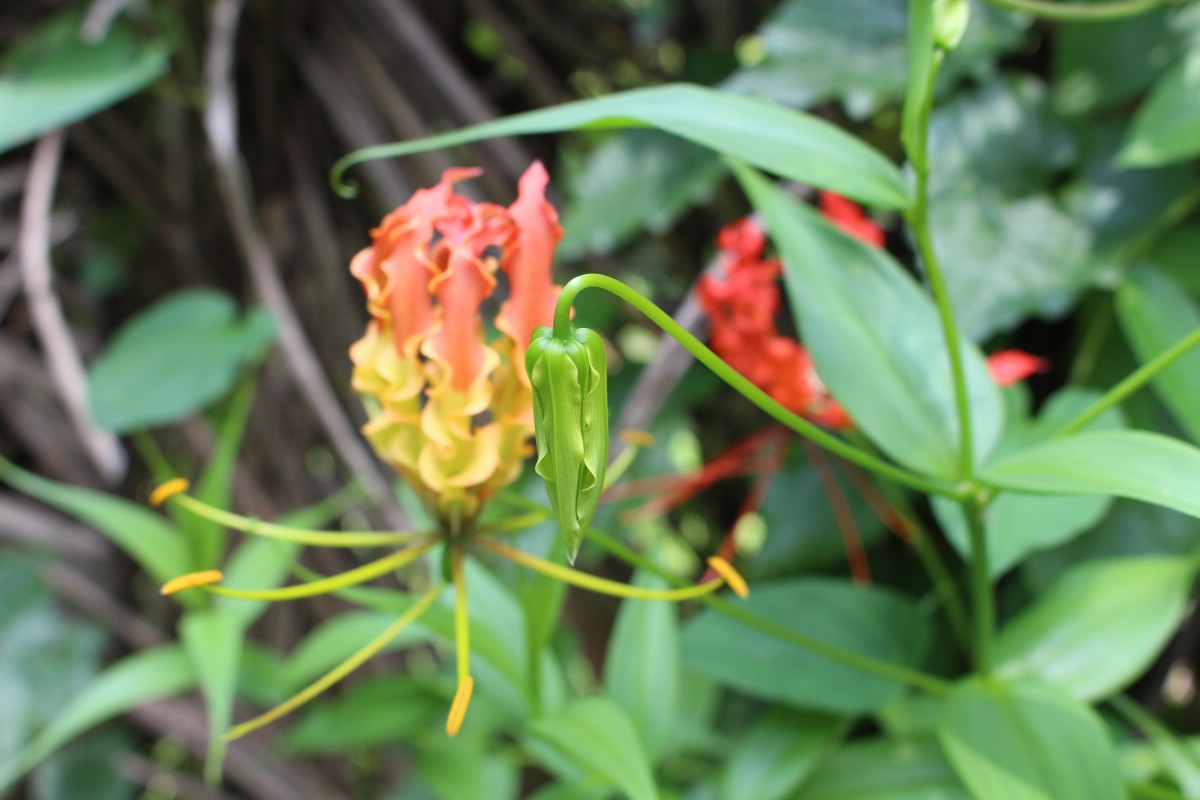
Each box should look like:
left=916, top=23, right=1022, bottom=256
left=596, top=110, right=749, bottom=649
left=18, top=130, right=126, bottom=483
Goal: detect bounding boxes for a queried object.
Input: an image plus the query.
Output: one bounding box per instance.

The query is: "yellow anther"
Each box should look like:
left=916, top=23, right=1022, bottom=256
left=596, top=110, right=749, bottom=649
left=707, top=556, right=749, bottom=599
left=446, top=676, right=474, bottom=737
left=149, top=478, right=190, bottom=507
left=160, top=569, right=223, bottom=596
left=619, top=429, right=656, bottom=448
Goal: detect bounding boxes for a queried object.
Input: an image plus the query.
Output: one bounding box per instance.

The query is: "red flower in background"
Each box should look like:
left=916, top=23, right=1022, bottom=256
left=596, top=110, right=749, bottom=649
left=699, top=198, right=1049, bottom=432
left=819, top=191, right=886, bottom=247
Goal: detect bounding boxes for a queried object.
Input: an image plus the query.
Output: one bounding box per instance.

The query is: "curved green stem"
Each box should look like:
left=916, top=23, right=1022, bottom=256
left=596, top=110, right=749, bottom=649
left=586, top=527, right=951, bottom=694
left=1057, top=323, right=1200, bottom=437
left=981, top=0, right=1178, bottom=21
left=904, top=53, right=975, bottom=481
left=552, top=274, right=961, bottom=500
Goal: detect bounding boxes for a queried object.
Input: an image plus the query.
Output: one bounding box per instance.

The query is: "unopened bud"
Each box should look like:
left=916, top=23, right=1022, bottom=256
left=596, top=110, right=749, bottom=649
left=526, top=326, right=609, bottom=564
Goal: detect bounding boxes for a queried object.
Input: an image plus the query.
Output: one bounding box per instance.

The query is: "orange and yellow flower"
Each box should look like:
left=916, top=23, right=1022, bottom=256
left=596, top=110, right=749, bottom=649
left=349, top=163, right=562, bottom=526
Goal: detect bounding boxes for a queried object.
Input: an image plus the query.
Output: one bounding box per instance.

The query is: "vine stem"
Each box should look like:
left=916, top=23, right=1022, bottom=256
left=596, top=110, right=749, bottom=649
left=552, top=274, right=961, bottom=500
left=981, top=0, right=1180, bottom=21
left=962, top=496, right=993, bottom=673
left=904, top=53, right=975, bottom=482
left=585, top=527, right=951, bottom=694
left=1057, top=323, right=1200, bottom=437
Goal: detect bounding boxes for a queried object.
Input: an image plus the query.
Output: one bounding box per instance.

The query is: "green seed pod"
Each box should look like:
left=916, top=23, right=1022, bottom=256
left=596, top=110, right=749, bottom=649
left=525, top=326, right=609, bottom=564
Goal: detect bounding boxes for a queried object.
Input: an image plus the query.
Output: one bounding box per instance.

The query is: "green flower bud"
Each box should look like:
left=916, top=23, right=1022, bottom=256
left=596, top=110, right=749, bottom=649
left=525, top=326, right=609, bottom=564
left=933, top=0, right=969, bottom=51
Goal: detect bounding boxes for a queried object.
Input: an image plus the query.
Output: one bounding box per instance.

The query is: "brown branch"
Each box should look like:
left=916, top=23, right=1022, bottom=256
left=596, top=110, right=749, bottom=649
left=18, top=130, right=126, bottom=483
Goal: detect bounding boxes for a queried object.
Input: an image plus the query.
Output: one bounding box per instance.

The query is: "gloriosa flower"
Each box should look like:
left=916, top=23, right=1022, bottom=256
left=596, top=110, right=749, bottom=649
left=349, top=164, right=561, bottom=527
left=153, top=164, right=747, bottom=746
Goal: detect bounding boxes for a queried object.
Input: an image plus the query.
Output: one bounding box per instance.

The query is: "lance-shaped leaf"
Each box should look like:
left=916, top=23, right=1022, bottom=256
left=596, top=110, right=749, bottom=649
left=526, top=326, right=609, bottom=563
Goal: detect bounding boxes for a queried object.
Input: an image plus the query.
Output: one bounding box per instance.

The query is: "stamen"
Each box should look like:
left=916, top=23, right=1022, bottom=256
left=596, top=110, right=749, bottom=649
left=225, top=584, right=442, bottom=741
left=168, top=492, right=433, bottom=548
left=446, top=676, right=474, bottom=737
left=161, top=569, right=223, bottom=595
left=477, top=538, right=727, bottom=601
left=150, top=478, right=190, bottom=507
left=707, top=556, right=749, bottom=598
left=446, top=545, right=473, bottom=737
left=207, top=539, right=437, bottom=601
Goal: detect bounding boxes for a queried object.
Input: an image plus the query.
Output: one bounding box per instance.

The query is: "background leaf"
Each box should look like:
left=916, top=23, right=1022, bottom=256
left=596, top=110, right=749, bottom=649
left=559, top=130, right=724, bottom=259
left=734, top=162, right=1002, bottom=478
left=994, top=556, right=1195, bottom=701
left=927, top=77, right=1093, bottom=340
left=1116, top=267, right=1200, bottom=443
left=938, top=678, right=1126, bottom=800
left=527, top=697, right=660, bottom=800
left=982, top=430, right=1200, bottom=521
left=723, top=0, right=1024, bottom=115
left=87, top=289, right=276, bottom=433
left=0, top=457, right=187, bottom=585
left=719, top=709, right=845, bottom=800
left=603, top=571, right=680, bottom=762
left=0, top=646, right=196, bottom=793
left=335, top=83, right=910, bottom=209
left=0, top=13, right=168, bottom=154
left=797, top=735, right=969, bottom=799
left=681, top=579, right=931, bottom=715
left=1120, top=50, right=1200, bottom=167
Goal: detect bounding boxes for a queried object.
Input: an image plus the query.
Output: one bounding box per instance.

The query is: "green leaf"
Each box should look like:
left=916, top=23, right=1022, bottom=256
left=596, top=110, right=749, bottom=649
left=0, top=557, right=105, bottom=764
left=280, top=610, right=430, bottom=692
left=1120, top=53, right=1200, bottom=167
left=190, top=377, right=258, bottom=570
left=180, top=611, right=241, bottom=784
left=1151, top=225, right=1200, bottom=294
left=334, top=83, right=910, bottom=210
left=0, top=646, right=196, bottom=793
left=217, top=538, right=301, bottom=632
left=0, top=14, right=168, bottom=155
left=559, top=130, right=725, bottom=258
left=30, top=728, right=136, bottom=800
left=733, top=162, right=1003, bottom=478
left=87, top=289, right=276, bottom=433
left=798, top=735, right=969, bottom=800
left=603, top=571, right=679, bottom=761
left=1053, top=10, right=1174, bottom=115
left=927, top=77, right=1092, bottom=340
left=938, top=678, right=1126, bottom=800
left=1021, top=499, right=1200, bottom=593
left=982, top=430, right=1200, bottom=521
left=994, top=556, right=1194, bottom=702
left=0, top=456, right=188, bottom=585
left=719, top=709, right=845, bottom=800
left=415, top=735, right=520, bottom=800
left=723, top=0, right=1024, bottom=116
left=1117, top=268, right=1200, bottom=443
left=281, top=676, right=442, bottom=754
left=753, top=448, right=887, bottom=579
left=681, top=578, right=932, bottom=715
left=527, top=697, right=659, bottom=800
left=935, top=388, right=1123, bottom=575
